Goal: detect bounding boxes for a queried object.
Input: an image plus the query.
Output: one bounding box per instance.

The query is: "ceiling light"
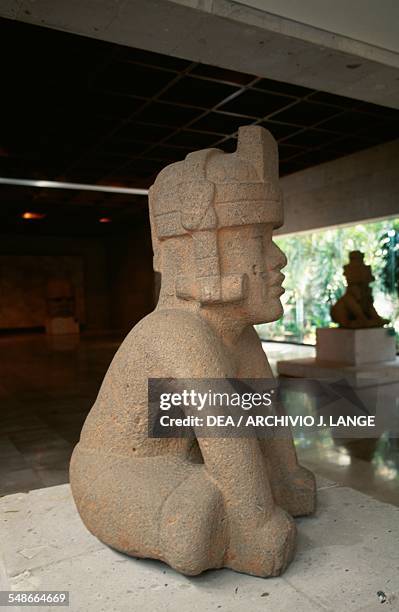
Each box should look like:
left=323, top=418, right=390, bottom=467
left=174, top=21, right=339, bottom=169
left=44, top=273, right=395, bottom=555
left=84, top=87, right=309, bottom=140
left=99, top=217, right=112, bottom=223
left=21, top=211, right=46, bottom=220
left=0, top=176, right=148, bottom=195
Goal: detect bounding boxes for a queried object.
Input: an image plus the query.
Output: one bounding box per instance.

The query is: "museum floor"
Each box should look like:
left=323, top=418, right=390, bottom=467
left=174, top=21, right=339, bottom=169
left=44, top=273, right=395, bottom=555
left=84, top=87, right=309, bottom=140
left=0, top=333, right=398, bottom=507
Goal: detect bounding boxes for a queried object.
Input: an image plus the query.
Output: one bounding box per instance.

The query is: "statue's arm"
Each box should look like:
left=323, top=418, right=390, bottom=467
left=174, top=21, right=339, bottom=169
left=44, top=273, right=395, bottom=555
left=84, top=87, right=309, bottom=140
left=146, top=314, right=277, bottom=523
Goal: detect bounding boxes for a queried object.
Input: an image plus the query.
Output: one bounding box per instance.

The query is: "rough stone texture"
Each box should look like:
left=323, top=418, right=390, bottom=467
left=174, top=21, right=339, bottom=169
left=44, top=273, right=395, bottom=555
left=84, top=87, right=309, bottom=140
left=330, top=251, right=389, bottom=329
left=316, top=327, right=396, bottom=365
left=1, top=481, right=398, bottom=612
left=70, top=126, right=316, bottom=578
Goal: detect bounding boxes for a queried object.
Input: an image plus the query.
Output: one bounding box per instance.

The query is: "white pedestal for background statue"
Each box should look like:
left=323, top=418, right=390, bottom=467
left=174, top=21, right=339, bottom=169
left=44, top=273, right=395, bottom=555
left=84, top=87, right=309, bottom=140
left=316, top=328, right=396, bottom=365
left=277, top=327, right=399, bottom=387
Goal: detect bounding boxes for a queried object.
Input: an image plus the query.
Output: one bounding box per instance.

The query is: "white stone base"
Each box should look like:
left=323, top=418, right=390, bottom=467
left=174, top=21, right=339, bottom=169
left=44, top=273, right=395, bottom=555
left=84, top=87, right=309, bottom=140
left=277, top=356, right=399, bottom=388
left=0, top=481, right=398, bottom=611
left=45, top=317, right=80, bottom=336
left=316, top=327, right=396, bottom=365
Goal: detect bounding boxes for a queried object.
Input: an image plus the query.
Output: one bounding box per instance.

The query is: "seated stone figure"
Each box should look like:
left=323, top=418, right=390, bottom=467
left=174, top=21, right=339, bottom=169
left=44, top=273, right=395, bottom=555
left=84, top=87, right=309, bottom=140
left=70, top=126, right=316, bottom=578
left=45, top=277, right=79, bottom=336
left=331, top=251, right=389, bottom=328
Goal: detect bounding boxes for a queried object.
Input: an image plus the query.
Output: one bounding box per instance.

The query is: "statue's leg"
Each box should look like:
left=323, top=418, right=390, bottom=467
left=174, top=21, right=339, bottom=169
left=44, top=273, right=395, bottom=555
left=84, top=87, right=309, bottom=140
left=159, top=466, right=228, bottom=574
left=196, top=437, right=297, bottom=577
left=259, top=435, right=316, bottom=517
left=69, top=444, right=226, bottom=575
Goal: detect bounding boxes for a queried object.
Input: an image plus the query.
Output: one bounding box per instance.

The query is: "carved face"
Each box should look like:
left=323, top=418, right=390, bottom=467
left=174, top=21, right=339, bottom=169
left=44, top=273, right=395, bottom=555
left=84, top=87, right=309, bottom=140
left=219, top=223, right=286, bottom=324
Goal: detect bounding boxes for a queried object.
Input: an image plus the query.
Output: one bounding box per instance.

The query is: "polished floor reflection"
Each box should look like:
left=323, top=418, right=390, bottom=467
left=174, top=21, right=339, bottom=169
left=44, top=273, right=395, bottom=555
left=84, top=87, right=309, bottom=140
left=0, top=333, right=121, bottom=496
left=0, top=334, right=398, bottom=508
left=265, top=341, right=399, bottom=507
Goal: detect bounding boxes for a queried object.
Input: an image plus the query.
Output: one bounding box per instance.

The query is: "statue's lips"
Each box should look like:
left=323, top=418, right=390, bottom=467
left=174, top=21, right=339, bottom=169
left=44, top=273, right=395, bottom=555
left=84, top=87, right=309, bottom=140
left=270, top=285, right=285, bottom=297
left=267, top=271, right=285, bottom=297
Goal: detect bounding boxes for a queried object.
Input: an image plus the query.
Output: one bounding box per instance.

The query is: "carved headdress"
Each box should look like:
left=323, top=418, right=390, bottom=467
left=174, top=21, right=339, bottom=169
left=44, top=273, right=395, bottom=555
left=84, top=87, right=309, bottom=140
left=148, top=126, right=282, bottom=304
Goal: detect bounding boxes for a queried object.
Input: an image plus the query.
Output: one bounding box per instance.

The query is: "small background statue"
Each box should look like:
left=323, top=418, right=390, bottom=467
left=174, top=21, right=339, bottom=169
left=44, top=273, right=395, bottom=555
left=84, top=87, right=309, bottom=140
left=45, top=277, right=79, bottom=335
left=331, top=251, right=389, bottom=328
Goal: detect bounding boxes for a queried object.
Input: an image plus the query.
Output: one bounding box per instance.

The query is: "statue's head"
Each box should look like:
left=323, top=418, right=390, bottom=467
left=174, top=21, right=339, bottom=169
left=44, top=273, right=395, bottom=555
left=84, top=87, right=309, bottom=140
left=148, top=126, right=286, bottom=324
left=344, top=250, right=374, bottom=286
left=349, top=251, right=364, bottom=263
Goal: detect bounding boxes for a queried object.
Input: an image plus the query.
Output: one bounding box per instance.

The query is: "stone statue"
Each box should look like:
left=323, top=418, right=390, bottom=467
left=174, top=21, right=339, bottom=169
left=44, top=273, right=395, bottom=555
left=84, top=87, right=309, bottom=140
left=70, top=126, right=316, bottom=578
left=45, top=277, right=79, bottom=335
left=331, top=251, right=389, bottom=328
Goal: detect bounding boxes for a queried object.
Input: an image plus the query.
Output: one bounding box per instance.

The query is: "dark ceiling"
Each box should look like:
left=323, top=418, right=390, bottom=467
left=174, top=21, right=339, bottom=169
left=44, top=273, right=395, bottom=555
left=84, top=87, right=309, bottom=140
left=1, top=17, right=399, bottom=236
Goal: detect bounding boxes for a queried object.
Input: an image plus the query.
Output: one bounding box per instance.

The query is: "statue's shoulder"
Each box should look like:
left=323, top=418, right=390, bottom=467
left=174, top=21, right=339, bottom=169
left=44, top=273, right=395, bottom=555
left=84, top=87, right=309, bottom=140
left=124, top=308, right=228, bottom=377
left=133, top=308, right=217, bottom=347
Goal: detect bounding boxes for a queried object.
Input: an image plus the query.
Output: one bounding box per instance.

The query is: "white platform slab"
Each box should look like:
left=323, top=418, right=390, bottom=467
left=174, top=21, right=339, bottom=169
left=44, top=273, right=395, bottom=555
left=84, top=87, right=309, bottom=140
left=277, top=356, right=399, bottom=388
left=316, top=327, right=396, bottom=365
left=1, top=480, right=398, bottom=611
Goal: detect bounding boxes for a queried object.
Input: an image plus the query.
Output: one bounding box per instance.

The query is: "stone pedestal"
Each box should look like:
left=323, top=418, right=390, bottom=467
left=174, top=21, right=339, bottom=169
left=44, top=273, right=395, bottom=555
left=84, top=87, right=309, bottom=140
left=45, top=317, right=79, bottom=336
left=277, top=356, right=399, bottom=389
left=1, top=482, right=397, bottom=611
left=316, top=327, right=396, bottom=365
left=277, top=328, right=398, bottom=388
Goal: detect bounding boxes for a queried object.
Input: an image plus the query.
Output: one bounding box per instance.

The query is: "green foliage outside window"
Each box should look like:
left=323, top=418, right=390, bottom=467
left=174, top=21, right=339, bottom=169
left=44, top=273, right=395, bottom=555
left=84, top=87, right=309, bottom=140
left=256, top=218, right=399, bottom=345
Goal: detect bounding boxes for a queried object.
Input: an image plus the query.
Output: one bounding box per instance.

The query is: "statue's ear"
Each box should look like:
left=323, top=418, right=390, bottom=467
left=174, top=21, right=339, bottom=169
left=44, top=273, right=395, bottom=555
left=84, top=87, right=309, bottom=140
left=179, top=180, right=216, bottom=231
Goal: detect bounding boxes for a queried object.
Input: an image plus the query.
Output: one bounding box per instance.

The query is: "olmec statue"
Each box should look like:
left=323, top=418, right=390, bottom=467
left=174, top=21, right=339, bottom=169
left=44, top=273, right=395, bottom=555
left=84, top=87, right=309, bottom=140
left=45, top=277, right=79, bottom=335
left=70, top=126, right=316, bottom=578
left=331, top=251, right=389, bottom=328
left=46, top=278, right=76, bottom=319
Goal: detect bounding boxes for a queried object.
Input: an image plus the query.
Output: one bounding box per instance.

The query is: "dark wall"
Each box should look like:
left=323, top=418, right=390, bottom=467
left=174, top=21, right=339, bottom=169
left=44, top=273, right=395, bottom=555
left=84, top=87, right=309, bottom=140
left=108, top=215, right=155, bottom=335
left=0, top=212, right=155, bottom=334
left=0, top=253, right=86, bottom=329
left=0, top=234, right=110, bottom=331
